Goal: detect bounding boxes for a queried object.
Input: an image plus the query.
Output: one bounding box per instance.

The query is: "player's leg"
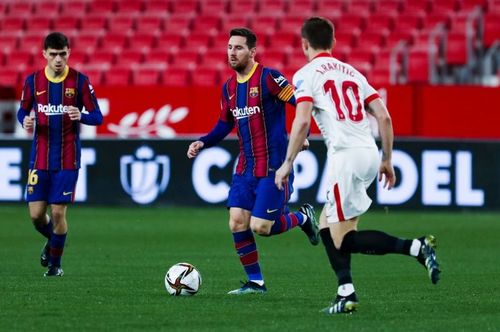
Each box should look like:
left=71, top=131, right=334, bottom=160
left=320, top=208, right=359, bottom=314
left=226, top=174, right=266, bottom=294
left=44, top=170, right=78, bottom=277
left=25, top=169, right=53, bottom=267
left=28, top=201, right=52, bottom=267
left=250, top=175, right=319, bottom=244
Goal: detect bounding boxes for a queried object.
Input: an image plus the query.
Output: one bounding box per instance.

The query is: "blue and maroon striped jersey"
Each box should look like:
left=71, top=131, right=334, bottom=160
left=211, top=63, right=295, bottom=177
left=17, top=66, right=103, bottom=170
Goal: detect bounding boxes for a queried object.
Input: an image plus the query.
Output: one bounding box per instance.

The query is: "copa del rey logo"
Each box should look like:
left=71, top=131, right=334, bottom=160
left=107, top=104, right=189, bottom=138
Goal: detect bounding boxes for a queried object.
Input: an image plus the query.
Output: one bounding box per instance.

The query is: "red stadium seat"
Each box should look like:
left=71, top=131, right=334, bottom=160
left=483, top=14, right=500, bottom=47
left=392, top=11, right=424, bottom=31
left=164, top=15, right=193, bottom=33
left=147, top=49, right=170, bottom=67
left=366, top=12, right=396, bottom=32
left=424, top=12, right=451, bottom=30
left=133, top=67, right=163, bottom=85
left=429, top=0, right=459, bottom=13
left=53, top=16, right=81, bottom=31
left=200, top=0, right=228, bottom=15
left=265, top=32, right=298, bottom=52
left=163, top=67, right=192, bottom=86
left=7, top=2, right=33, bottom=16
left=69, top=52, right=88, bottom=68
left=115, top=0, right=144, bottom=14
left=385, top=29, right=416, bottom=49
left=90, top=0, right=116, bottom=14
left=170, top=0, right=199, bottom=14
left=402, top=0, right=431, bottom=13
left=229, top=0, right=258, bottom=14
left=169, top=50, right=201, bottom=69
left=191, top=15, right=222, bottom=34
left=335, top=13, right=367, bottom=34
left=368, top=67, right=392, bottom=86
left=460, top=0, right=488, bottom=12
left=258, top=0, right=287, bottom=13
left=26, top=16, right=53, bottom=32
left=1, top=16, right=25, bottom=32
left=115, top=49, right=144, bottom=66
left=81, top=14, right=109, bottom=30
left=0, top=68, right=21, bottom=87
left=61, top=1, right=88, bottom=15
left=286, top=0, right=314, bottom=15
left=80, top=67, right=104, bottom=86
left=220, top=17, right=250, bottom=32
left=107, top=15, right=136, bottom=33
left=128, top=32, right=158, bottom=52
left=34, top=2, right=61, bottom=15
left=252, top=14, right=281, bottom=35
left=316, top=0, right=347, bottom=14
left=136, top=14, right=165, bottom=33
left=407, top=48, right=429, bottom=82
left=105, top=67, right=131, bottom=86
left=91, top=50, right=116, bottom=66
left=74, top=31, right=103, bottom=52
left=103, top=32, right=129, bottom=52
left=359, top=30, right=389, bottom=48
left=157, top=32, right=185, bottom=51
left=144, top=0, right=170, bottom=13
left=4, top=50, right=33, bottom=71
left=18, top=32, right=47, bottom=54
left=203, top=52, right=228, bottom=69
left=193, top=67, right=220, bottom=86
left=346, top=0, right=377, bottom=14
left=0, top=34, right=19, bottom=54
left=377, top=0, right=403, bottom=14
left=262, top=50, right=287, bottom=71
left=445, top=32, right=468, bottom=65
left=278, top=14, right=307, bottom=33
left=185, top=31, right=214, bottom=51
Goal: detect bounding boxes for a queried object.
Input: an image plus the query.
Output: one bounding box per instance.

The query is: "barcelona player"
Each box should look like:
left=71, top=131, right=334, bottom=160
left=275, top=17, right=440, bottom=313
left=187, top=28, right=319, bottom=294
left=17, top=32, right=103, bottom=277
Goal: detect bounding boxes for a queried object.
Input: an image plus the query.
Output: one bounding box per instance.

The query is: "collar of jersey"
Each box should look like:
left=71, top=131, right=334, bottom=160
left=237, top=62, right=259, bottom=83
left=312, top=52, right=332, bottom=60
left=45, top=65, right=69, bottom=83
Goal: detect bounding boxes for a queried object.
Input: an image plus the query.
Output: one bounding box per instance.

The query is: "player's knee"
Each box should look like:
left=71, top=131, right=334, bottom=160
left=229, top=218, right=247, bottom=232
left=30, top=212, right=46, bottom=225
left=250, top=220, right=271, bottom=235
left=50, top=207, right=66, bottom=223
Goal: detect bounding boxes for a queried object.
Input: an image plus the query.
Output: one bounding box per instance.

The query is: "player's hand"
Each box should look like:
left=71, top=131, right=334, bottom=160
left=23, top=114, right=35, bottom=130
left=67, top=106, right=81, bottom=121
left=275, top=161, right=293, bottom=191
left=378, top=160, right=396, bottom=190
left=187, top=141, right=204, bottom=159
left=301, top=138, right=310, bottom=151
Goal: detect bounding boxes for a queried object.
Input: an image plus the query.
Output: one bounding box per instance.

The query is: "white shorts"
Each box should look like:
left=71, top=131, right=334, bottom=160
left=325, top=147, right=379, bottom=223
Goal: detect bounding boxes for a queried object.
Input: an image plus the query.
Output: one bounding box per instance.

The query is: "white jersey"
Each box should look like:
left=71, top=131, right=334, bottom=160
left=293, top=53, right=380, bottom=152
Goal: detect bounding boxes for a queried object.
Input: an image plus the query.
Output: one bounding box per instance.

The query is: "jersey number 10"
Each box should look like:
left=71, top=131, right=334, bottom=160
left=323, top=80, right=363, bottom=122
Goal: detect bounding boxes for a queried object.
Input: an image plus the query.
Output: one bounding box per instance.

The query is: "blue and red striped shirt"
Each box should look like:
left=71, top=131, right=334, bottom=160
left=201, top=63, right=296, bottom=177
left=17, top=66, right=103, bottom=170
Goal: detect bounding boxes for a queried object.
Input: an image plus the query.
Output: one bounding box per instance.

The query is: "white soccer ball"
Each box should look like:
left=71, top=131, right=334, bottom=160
left=164, top=262, right=202, bottom=296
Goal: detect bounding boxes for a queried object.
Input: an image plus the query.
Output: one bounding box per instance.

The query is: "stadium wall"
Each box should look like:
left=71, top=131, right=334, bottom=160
left=1, top=139, right=498, bottom=210
left=1, top=85, right=500, bottom=139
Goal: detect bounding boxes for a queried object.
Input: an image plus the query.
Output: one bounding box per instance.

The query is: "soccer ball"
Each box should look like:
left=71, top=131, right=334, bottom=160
left=164, top=262, right=202, bottom=296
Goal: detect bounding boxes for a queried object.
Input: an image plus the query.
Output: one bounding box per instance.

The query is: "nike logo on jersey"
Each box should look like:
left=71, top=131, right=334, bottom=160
left=36, top=90, right=46, bottom=96
left=63, top=191, right=73, bottom=196
left=266, top=208, right=279, bottom=214
left=229, top=94, right=235, bottom=100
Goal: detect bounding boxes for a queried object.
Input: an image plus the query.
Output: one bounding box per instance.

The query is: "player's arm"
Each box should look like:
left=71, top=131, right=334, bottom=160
left=366, top=97, right=396, bottom=189
left=187, top=88, right=235, bottom=159
left=275, top=99, right=313, bottom=190
left=17, top=77, right=35, bottom=130
left=78, top=76, right=103, bottom=125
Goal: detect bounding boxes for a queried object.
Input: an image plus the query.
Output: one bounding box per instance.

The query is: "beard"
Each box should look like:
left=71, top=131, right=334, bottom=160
left=229, top=56, right=250, bottom=72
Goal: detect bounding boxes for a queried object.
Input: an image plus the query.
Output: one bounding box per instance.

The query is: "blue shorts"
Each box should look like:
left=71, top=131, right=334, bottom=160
left=227, top=172, right=294, bottom=220
left=25, top=169, right=79, bottom=204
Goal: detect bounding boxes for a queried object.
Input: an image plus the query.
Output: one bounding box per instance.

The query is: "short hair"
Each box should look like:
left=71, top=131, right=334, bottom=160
left=44, top=32, right=69, bottom=50
left=229, top=28, right=257, bottom=49
left=301, top=17, right=334, bottom=50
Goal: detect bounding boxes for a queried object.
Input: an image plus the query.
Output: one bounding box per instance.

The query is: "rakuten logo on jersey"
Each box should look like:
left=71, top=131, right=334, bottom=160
left=37, top=104, right=69, bottom=115
left=231, top=105, right=261, bottom=119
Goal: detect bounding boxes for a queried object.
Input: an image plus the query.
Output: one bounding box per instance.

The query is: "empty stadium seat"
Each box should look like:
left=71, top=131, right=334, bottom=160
left=133, top=67, right=163, bottom=85
left=163, top=67, right=191, bottom=86
left=229, top=0, right=258, bottom=13
left=193, top=67, right=220, bottom=86
left=1, top=16, right=25, bottom=32
left=0, top=34, right=19, bottom=54
left=407, top=49, right=429, bottom=82
left=0, top=68, right=20, bottom=87
left=129, top=32, right=158, bottom=52
left=200, top=0, right=228, bottom=15
left=115, top=49, right=144, bottom=66
left=105, top=67, right=131, bottom=86
left=483, top=13, right=500, bottom=47
left=60, top=1, right=88, bottom=15
left=171, top=0, right=199, bottom=15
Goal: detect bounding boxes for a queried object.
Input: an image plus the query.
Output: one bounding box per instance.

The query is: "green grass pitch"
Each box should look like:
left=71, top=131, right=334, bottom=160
left=1, top=204, right=499, bottom=331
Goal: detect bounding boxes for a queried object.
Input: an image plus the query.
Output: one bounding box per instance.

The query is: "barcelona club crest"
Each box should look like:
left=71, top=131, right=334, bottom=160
left=65, top=88, right=75, bottom=98
left=249, top=87, right=259, bottom=98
